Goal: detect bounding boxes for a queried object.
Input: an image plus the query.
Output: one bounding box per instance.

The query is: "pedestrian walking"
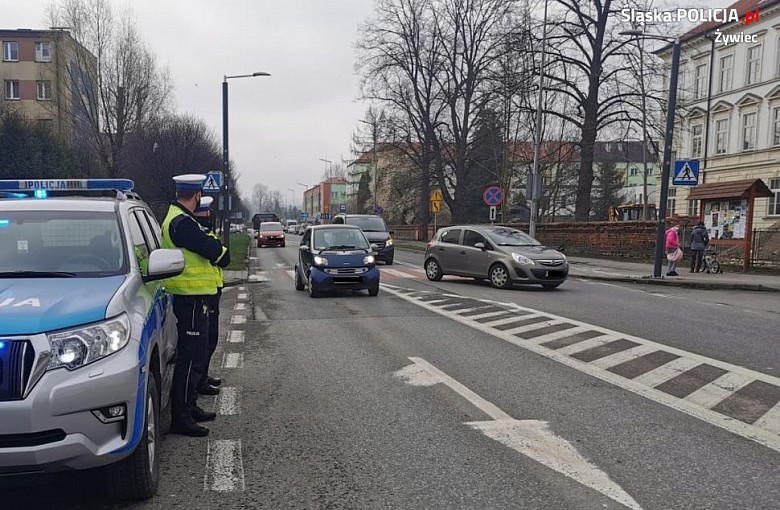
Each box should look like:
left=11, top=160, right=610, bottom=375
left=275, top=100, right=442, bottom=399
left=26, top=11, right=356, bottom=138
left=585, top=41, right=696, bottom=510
left=689, top=221, right=710, bottom=273
left=193, top=196, right=225, bottom=395
left=665, top=225, right=681, bottom=276
left=161, top=174, right=230, bottom=437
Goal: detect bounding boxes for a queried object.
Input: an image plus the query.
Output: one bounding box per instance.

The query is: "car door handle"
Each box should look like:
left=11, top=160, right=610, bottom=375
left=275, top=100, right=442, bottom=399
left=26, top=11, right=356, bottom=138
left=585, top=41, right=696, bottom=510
left=460, top=251, right=467, bottom=255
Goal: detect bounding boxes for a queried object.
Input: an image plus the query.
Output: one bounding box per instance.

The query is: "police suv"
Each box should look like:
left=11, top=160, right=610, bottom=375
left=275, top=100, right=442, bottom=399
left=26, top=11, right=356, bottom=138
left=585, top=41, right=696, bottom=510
left=0, top=179, right=184, bottom=499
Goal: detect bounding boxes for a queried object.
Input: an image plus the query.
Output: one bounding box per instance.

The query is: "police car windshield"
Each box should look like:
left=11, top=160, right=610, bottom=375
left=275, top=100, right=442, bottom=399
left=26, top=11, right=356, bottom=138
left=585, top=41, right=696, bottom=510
left=0, top=211, right=126, bottom=276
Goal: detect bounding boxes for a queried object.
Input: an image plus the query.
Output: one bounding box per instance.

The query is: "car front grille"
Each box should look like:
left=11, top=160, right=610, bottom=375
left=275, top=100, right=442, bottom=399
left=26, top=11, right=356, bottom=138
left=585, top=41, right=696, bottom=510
left=0, top=340, right=35, bottom=401
left=0, top=429, right=67, bottom=448
left=325, top=267, right=368, bottom=275
left=537, top=259, right=565, bottom=267
left=373, top=242, right=386, bottom=250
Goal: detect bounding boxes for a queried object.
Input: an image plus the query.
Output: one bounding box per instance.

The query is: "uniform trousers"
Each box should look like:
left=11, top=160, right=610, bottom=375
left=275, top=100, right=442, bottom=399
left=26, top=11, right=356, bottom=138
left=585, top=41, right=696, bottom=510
left=171, top=294, right=210, bottom=422
left=201, top=287, right=222, bottom=386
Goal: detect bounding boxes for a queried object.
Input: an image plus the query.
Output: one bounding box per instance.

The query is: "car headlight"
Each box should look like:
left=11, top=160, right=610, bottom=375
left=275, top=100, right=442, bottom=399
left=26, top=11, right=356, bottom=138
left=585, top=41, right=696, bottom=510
left=313, top=255, right=329, bottom=266
left=47, top=314, right=130, bottom=371
left=385, top=238, right=393, bottom=246
left=511, top=252, right=535, bottom=265
left=363, top=255, right=375, bottom=265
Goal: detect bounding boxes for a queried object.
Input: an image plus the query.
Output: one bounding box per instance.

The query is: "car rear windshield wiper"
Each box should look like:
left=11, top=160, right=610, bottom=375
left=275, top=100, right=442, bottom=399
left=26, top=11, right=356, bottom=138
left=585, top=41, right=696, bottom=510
left=0, top=270, right=78, bottom=278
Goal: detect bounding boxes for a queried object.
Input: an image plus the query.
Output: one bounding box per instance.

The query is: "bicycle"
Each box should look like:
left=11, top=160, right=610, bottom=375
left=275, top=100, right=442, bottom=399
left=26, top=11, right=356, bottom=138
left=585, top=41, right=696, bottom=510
left=702, top=247, right=722, bottom=274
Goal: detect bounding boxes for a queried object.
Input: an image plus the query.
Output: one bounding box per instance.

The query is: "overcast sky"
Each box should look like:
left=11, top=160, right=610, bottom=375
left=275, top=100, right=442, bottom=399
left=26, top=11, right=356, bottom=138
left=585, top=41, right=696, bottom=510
left=9, top=0, right=734, bottom=209
left=9, top=0, right=376, bottom=208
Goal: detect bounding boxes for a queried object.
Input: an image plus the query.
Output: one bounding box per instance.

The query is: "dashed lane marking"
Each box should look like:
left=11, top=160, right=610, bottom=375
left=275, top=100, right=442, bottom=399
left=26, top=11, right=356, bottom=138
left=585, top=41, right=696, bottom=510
left=234, top=303, right=247, bottom=311
left=237, top=293, right=248, bottom=300
left=222, top=352, right=244, bottom=369
left=230, top=315, right=246, bottom=325
left=227, top=330, right=244, bottom=343
left=204, top=439, right=245, bottom=492
left=214, top=387, right=241, bottom=415
left=381, top=285, right=780, bottom=452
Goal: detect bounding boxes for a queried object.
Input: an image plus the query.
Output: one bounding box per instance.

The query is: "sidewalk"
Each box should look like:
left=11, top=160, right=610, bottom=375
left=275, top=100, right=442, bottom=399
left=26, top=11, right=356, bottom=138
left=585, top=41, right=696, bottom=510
left=394, top=241, right=780, bottom=292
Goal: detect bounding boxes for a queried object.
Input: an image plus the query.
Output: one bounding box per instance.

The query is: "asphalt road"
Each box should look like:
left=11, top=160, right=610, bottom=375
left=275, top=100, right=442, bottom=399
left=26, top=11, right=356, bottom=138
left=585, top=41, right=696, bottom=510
left=3, top=237, right=779, bottom=509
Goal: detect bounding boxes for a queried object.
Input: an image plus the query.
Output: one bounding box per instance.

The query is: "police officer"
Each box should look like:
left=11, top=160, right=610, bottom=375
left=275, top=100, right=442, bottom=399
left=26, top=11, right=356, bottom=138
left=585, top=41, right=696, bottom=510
left=162, top=174, right=230, bottom=437
left=194, top=195, right=224, bottom=393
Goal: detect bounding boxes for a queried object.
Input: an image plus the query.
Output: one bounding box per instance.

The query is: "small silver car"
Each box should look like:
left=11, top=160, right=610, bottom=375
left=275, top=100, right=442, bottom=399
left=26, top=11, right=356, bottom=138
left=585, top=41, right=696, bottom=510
left=423, top=225, right=568, bottom=289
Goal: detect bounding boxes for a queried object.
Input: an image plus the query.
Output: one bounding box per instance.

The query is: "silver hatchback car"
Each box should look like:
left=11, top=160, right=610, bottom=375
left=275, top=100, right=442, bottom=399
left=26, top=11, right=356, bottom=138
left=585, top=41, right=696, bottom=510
left=424, top=225, right=568, bottom=289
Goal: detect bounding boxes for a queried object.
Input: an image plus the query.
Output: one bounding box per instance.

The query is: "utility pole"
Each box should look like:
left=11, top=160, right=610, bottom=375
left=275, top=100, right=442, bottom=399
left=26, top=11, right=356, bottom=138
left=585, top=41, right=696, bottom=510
left=529, top=0, right=550, bottom=237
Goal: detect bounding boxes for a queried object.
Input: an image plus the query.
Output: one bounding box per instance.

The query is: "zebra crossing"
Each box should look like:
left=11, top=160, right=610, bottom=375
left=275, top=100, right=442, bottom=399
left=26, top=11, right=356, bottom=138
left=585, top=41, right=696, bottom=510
left=382, top=285, right=780, bottom=452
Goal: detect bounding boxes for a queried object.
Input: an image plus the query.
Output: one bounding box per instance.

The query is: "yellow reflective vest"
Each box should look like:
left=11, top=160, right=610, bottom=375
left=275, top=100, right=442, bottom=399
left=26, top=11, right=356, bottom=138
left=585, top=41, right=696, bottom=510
left=161, top=205, right=218, bottom=296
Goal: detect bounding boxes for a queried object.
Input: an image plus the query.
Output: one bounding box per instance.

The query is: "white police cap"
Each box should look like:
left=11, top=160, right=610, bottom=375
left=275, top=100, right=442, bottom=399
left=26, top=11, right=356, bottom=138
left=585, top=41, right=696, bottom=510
left=173, top=174, right=206, bottom=191
left=196, top=196, right=214, bottom=212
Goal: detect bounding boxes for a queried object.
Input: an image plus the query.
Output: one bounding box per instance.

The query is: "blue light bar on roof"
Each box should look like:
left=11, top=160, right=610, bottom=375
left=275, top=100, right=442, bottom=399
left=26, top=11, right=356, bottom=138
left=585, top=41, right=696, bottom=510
left=0, top=179, right=134, bottom=192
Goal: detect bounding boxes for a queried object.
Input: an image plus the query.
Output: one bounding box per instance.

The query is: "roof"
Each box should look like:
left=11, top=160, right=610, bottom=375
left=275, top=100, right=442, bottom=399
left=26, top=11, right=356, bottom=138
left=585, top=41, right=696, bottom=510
left=686, top=179, right=773, bottom=200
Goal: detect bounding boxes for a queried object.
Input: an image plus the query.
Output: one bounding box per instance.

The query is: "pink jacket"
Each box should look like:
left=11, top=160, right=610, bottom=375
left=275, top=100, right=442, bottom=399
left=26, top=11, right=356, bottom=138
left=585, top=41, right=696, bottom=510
left=665, top=228, right=680, bottom=250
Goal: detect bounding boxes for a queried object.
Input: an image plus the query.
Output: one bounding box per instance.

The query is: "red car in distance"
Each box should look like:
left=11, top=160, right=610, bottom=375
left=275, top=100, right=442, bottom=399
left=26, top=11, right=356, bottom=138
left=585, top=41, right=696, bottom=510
left=257, top=221, right=286, bottom=248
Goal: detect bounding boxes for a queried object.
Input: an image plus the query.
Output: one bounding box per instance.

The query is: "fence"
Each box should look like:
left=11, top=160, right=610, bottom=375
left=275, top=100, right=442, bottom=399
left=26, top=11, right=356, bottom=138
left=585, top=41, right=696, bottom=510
left=751, top=228, right=780, bottom=269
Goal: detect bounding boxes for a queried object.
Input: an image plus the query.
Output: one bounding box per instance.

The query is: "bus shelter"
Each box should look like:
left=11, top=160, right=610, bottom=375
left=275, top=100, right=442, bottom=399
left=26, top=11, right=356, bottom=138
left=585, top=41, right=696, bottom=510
left=686, top=178, right=772, bottom=272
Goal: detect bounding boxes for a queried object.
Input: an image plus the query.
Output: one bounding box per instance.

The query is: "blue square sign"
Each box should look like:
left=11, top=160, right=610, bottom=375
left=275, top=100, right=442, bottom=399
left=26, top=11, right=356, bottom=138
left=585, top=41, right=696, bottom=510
left=673, top=160, right=699, bottom=186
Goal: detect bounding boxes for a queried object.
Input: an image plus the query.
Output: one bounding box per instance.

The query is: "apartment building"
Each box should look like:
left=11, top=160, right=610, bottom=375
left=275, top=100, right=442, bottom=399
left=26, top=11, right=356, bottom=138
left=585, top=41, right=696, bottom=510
left=0, top=28, right=97, bottom=141
left=667, top=0, right=780, bottom=230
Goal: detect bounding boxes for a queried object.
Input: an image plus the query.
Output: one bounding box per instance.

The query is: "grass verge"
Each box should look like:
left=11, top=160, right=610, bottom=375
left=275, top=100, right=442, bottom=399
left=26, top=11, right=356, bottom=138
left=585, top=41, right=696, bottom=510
left=227, top=233, right=250, bottom=271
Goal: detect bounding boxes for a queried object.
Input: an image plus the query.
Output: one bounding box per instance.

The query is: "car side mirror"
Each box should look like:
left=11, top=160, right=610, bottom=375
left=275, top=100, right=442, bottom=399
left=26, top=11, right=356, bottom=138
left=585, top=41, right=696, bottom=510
left=557, top=245, right=565, bottom=252
left=370, top=243, right=379, bottom=253
left=145, top=249, right=185, bottom=283
left=474, top=242, right=486, bottom=251
left=299, top=245, right=310, bottom=252
left=389, top=230, right=394, bottom=235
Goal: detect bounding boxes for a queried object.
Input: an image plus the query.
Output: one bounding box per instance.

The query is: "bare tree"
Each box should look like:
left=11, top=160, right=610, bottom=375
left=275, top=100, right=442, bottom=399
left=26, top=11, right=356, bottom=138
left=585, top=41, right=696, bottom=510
left=542, top=0, right=643, bottom=221
left=48, top=0, right=173, bottom=177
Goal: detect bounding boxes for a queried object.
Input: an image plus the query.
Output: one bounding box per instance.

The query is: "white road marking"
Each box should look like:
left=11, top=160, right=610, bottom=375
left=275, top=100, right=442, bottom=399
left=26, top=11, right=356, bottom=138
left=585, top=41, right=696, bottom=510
left=460, top=309, right=512, bottom=321
left=555, top=334, right=618, bottom=356
left=285, top=270, right=295, bottom=280
left=482, top=315, right=545, bottom=328
left=204, top=439, right=245, bottom=491
left=230, top=315, right=246, bottom=325
left=395, top=358, right=642, bottom=510
left=234, top=303, right=247, bottom=311
left=255, top=306, right=268, bottom=321
left=632, top=357, right=701, bottom=388
left=589, top=344, right=658, bottom=370
left=237, top=293, right=248, bottom=300
left=227, top=330, right=244, bottom=343
left=501, top=319, right=569, bottom=336
left=223, top=352, right=244, bottom=369
left=382, top=286, right=780, bottom=453
left=684, top=372, right=755, bottom=408
left=250, top=271, right=270, bottom=282
left=238, top=286, right=246, bottom=292
left=753, top=401, right=780, bottom=435
left=382, top=268, right=415, bottom=278
left=215, top=387, right=241, bottom=415
left=524, top=325, right=590, bottom=345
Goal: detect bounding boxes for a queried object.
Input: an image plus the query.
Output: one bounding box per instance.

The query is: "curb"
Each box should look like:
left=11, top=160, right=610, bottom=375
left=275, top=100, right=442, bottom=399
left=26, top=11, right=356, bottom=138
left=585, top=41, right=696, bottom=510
left=570, top=273, right=780, bottom=292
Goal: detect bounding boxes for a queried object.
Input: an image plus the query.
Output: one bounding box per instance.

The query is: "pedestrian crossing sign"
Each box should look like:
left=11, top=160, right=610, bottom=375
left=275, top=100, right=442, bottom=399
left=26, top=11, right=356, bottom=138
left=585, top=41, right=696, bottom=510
left=673, top=160, right=699, bottom=186
left=203, top=171, right=222, bottom=192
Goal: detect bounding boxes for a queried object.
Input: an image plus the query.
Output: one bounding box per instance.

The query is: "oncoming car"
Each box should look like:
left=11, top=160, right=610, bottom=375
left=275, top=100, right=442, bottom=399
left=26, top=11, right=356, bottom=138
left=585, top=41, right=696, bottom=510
left=257, top=221, right=285, bottom=248
left=423, top=225, right=568, bottom=289
left=0, top=179, right=184, bottom=499
left=294, top=224, right=380, bottom=297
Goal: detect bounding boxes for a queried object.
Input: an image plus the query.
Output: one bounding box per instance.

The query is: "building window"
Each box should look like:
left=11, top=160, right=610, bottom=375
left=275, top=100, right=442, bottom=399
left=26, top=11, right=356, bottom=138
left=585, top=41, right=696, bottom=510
left=769, top=178, right=780, bottom=216
left=694, top=63, right=707, bottom=99
left=746, top=44, right=762, bottom=85
left=688, top=200, right=699, bottom=216
left=719, top=54, right=733, bottom=93
left=36, top=81, right=52, bottom=101
left=629, top=166, right=638, bottom=176
left=691, top=123, right=703, bottom=158
left=35, top=41, right=51, bottom=62
left=2, top=41, right=18, bottom=61
left=667, top=188, right=677, bottom=214
left=4, top=80, right=20, bottom=100
left=774, top=107, right=780, bottom=146
left=741, top=112, right=757, bottom=150
left=715, top=118, right=729, bottom=154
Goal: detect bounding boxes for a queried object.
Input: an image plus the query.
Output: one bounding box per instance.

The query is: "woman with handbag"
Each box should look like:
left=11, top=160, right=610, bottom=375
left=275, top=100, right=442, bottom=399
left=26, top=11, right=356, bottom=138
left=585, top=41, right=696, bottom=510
left=665, top=225, right=681, bottom=276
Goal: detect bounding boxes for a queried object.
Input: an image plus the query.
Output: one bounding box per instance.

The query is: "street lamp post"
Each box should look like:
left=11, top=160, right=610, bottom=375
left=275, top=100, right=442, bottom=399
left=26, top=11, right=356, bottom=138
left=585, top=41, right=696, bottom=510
left=621, top=31, right=681, bottom=278
left=529, top=0, right=550, bottom=238
left=221, top=71, right=270, bottom=246
left=297, top=182, right=309, bottom=219
left=287, top=188, right=295, bottom=217
left=318, top=158, right=333, bottom=179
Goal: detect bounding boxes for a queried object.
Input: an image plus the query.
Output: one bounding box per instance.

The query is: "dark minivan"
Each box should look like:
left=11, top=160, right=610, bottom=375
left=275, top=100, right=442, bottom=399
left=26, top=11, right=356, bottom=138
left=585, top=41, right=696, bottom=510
left=331, top=213, right=394, bottom=264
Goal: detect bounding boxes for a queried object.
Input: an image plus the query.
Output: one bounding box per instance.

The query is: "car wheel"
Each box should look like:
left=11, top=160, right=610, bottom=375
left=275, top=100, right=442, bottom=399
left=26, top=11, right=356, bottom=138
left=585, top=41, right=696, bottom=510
left=105, top=375, right=160, bottom=500
left=425, top=258, right=443, bottom=281
left=368, top=286, right=379, bottom=297
left=541, top=283, right=562, bottom=289
left=308, top=273, right=320, bottom=298
left=281, top=242, right=286, bottom=248
left=294, top=265, right=305, bottom=291
left=489, top=263, right=512, bottom=289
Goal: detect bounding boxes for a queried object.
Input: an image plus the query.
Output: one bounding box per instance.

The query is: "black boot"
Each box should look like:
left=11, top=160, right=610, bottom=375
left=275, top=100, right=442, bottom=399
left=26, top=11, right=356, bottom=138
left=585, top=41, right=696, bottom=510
left=170, top=417, right=209, bottom=437
left=192, top=406, right=217, bottom=422
left=197, top=384, right=220, bottom=395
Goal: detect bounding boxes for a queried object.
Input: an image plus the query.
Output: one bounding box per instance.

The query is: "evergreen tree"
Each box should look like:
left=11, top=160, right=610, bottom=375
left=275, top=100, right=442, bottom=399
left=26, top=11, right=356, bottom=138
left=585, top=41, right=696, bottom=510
left=460, top=110, right=504, bottom=222
left=356, top=171, right=372, bottom=214
left=0, top=110, right=79, bottom=179
left=592, top=160, right=625, bottom=221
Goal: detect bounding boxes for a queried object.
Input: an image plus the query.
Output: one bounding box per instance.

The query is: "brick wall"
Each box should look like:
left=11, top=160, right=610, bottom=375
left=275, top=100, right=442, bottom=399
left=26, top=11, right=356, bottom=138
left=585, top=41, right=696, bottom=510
left=529, top=222, right=658, bottom=258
